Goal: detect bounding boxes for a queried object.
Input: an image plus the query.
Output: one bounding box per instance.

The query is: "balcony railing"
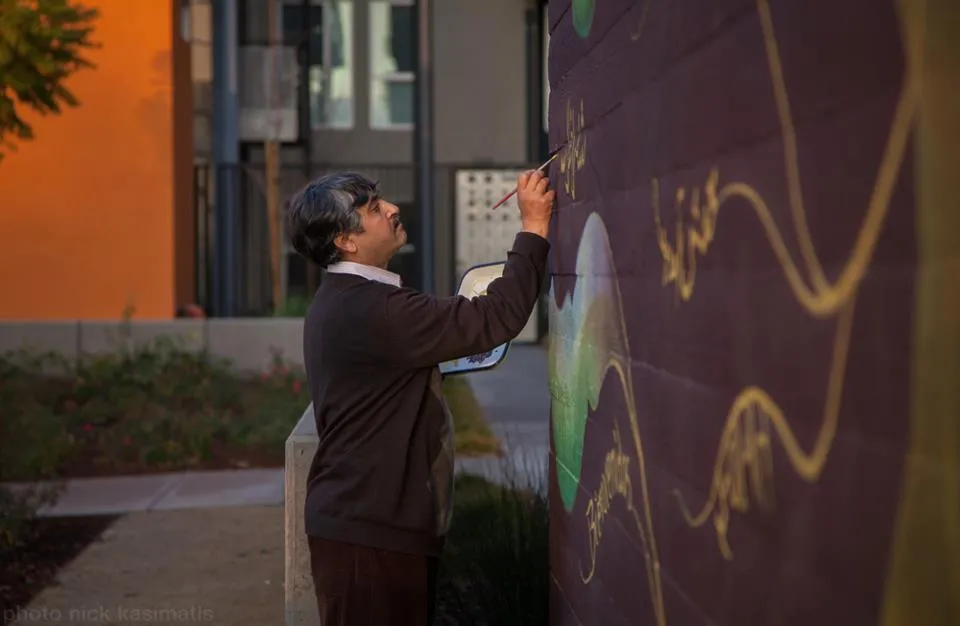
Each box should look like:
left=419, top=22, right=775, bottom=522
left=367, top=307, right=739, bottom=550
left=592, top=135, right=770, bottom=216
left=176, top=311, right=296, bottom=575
left=193, top=162, right=543, bottom=318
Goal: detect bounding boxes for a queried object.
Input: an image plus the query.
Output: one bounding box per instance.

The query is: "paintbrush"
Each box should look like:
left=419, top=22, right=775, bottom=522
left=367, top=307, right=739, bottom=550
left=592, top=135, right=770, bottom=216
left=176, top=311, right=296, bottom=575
left=490, top=150, right=560, bottom=211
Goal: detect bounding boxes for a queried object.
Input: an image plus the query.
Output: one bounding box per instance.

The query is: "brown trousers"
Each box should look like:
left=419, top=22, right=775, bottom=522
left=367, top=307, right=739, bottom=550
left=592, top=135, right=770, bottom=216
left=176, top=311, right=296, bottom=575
left=308, top=536, right=439, bottom=626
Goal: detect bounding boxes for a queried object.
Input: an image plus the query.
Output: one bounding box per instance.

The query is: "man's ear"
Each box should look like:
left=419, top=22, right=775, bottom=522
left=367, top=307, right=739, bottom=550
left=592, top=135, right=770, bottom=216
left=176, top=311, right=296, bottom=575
left=334, top=232, right=358, bottom=255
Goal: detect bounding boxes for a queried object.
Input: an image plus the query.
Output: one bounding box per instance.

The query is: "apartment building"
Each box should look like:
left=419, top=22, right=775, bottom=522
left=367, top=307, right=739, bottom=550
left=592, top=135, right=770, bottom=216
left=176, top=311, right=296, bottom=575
left=188, top=0, right=551, bottom=316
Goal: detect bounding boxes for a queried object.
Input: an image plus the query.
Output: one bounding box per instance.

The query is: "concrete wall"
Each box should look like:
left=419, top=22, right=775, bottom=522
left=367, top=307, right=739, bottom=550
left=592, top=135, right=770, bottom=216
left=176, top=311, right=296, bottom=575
left=0, top=0, right=193, bottom=320
left=546, top=0, right=943, bottom=624
left=0, top=319, right=304, bottom=372
left=432, top=0, right=528, bottom=165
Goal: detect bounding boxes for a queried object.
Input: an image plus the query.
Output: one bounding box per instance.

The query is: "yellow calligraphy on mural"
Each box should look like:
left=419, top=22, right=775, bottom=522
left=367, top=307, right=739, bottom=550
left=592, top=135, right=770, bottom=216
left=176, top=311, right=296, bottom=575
left=560, top=0, right=922, bottom=622
left=652, top=168, right=721, bottom=303
left=654, top=0, right=919, bottom=560
left=652, top=0, right=917, bottom=320
left=673, top=297, right=856, bottom=559
left=581, top=423, right=635, bottom=582
left=559, top=98, right=587, bottom=200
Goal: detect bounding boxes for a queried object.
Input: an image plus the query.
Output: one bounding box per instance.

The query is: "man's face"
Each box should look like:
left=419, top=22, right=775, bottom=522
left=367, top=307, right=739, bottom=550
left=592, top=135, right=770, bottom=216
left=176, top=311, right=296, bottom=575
left=341, top=196, right=407, bottom=268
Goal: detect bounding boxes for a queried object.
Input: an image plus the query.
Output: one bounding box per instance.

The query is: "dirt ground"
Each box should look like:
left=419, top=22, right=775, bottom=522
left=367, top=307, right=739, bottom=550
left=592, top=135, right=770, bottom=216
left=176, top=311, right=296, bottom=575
left=7, top=506, right=283, bottom=626
left=2, top=514, right=121, bottom=621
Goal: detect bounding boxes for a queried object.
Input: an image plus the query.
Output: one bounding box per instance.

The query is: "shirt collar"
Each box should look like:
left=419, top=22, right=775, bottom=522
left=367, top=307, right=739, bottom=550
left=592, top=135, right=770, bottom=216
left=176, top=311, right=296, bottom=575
left=326, top=261, right=402, bottom=288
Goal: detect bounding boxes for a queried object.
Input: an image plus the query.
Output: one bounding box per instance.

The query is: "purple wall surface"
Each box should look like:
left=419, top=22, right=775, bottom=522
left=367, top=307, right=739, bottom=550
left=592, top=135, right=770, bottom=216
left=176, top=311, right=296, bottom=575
left=546, top=0, right=958, bottom=624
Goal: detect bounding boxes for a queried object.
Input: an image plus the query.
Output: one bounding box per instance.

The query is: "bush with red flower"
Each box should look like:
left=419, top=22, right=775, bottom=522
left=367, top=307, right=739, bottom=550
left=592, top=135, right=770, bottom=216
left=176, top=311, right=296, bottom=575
left=0, top=335, right=308, bottom=548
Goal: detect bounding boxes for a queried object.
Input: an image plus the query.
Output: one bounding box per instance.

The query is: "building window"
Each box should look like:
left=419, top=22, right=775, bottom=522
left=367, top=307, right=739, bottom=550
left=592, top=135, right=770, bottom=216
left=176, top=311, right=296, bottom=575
left=369, top=0, right=415, bottom=129
left=282, top=0, right=354, bottom=129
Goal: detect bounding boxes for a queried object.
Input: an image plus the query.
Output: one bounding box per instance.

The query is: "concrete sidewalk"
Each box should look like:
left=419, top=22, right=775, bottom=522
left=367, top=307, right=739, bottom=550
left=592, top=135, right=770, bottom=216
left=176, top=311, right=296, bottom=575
left=460, top=343, right=551, bottom=491
left=16, top=452, right=544, bottom=519
left=12, top=468, right=285, bottom=518
left=11, top=506, right=284, bottom=626
left=15, top=452, right=547, bottom=519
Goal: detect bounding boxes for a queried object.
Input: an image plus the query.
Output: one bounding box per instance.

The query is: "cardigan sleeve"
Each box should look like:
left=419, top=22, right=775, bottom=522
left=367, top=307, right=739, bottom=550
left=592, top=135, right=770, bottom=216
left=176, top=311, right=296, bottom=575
left=379, top=232, right=550, bottom=369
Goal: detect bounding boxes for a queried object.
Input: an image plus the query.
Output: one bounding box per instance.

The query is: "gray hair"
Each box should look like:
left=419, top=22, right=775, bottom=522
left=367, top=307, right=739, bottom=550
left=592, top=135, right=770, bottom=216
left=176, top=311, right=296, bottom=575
left=286, top=172, right=379, bottom=268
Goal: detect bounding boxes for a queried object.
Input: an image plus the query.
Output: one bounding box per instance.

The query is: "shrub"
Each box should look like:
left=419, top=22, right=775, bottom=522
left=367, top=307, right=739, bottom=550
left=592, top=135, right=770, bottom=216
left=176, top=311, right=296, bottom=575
left=0, top=352, right=71, bottom=549
left=273, top=295, right=311, bottom=317
left=0, top=326, right=308, bottom=548
left=436, top=471, right=550, bottom=626
left=0, top=334, right=308, bottom=477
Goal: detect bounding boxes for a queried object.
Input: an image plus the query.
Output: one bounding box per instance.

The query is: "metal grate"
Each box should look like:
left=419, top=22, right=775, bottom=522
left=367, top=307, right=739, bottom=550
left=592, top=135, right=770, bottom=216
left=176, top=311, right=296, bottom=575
left=454, top=168, right=539, bottom=342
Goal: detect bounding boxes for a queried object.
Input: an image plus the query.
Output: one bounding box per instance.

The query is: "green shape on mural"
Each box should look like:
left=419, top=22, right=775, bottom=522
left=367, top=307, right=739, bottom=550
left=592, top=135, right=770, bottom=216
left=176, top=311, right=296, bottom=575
left=549, top=212, right=632, bottom=511
left=572, top=0, right=595, bottom=38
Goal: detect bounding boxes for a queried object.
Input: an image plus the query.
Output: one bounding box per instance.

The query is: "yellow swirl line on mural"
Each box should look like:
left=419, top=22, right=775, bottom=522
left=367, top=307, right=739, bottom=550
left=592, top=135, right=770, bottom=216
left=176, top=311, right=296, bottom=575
left=558, top=0, right=920, bottom=620
left=562, top=351, right=668, bottom=626
left=640, top=0, right=919, bottom=573
left=755, top=0, right=829, bottom=295
left=654, top=0, right=919, bottom=318
left=717, top=70, right=917, bottom=318
left=673, top=296, right=857, bottom=559
left=611, top=357, right=668, bottom=626
left=652, top=0, right=919, bottom=560
left=553, top=237, right=666, bottom=623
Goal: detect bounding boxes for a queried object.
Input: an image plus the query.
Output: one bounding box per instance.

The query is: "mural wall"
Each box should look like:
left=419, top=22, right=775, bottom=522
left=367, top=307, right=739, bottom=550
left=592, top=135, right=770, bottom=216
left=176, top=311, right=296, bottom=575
left=546, top=0, right=958, bottom=624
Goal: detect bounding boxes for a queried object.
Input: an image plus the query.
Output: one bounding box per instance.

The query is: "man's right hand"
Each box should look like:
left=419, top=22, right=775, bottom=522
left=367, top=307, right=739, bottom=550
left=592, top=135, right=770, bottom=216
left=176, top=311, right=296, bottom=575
left=516, top=169, right=555, bottom=240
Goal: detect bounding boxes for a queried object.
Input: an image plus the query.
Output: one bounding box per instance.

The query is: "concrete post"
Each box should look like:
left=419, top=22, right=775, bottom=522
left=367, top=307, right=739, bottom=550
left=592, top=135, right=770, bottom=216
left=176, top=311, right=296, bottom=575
left=284, top=406, right=320, bottom=626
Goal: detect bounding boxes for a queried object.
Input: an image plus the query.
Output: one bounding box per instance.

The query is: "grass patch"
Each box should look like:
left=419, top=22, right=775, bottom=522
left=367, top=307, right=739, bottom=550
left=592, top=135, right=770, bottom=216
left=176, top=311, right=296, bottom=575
left=443, top=377, right=501, bottom=457
left=436, top=472, right=549, bottom=625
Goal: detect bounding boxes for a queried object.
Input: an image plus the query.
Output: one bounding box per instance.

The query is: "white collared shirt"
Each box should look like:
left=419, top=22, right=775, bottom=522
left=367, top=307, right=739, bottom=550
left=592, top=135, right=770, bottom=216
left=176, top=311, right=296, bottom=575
left=326, top=261, right=402, bottom=288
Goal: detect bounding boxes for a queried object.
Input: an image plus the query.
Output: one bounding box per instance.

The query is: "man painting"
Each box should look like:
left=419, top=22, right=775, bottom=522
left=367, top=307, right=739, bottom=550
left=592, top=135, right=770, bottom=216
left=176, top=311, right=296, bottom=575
left=286, top=169, right=555, bottom=626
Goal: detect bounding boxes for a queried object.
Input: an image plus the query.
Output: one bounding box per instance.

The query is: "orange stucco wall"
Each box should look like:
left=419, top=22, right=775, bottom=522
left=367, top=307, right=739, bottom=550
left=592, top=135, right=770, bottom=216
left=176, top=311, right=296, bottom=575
left=0, top=0, right=175, bottom=320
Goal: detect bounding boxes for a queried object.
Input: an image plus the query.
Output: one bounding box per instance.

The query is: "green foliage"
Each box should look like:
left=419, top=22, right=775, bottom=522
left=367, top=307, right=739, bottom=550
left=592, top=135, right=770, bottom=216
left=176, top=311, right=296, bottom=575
left=0, top=0, right=99, bottom=161
left=0, top=358, right=69, bottom=549
left=0, top=315, right=499, bottom=537
left=0, top=336, right=308, bottom=478
left=443, top=377, right=501, bottom=457
left=0, top=484, right=62, bottom=550
left=0, top=325, right=309, bottom=548
left=272, top=294, right=312, bottom=318
left=0, top=313, right=507, bottom=562
left=437, top=473, right=550, bottom=626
